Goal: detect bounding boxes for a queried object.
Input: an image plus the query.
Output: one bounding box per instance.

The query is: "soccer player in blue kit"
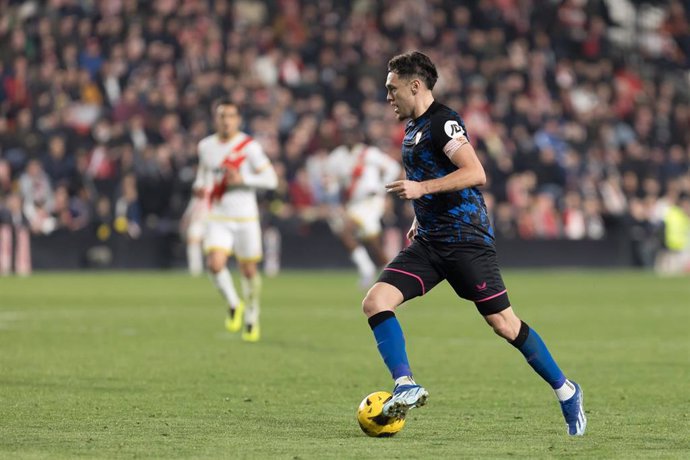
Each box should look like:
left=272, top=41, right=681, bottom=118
left=363, top=51, right=586, bottom=436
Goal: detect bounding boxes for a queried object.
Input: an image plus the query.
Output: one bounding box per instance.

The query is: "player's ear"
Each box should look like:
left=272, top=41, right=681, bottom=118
left=411, top=79, right=420, bottom=95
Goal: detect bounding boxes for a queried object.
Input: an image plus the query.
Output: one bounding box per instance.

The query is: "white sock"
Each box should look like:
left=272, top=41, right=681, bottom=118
left=394, top=376, right=416, bottom=387
left=554, top=379, right=576, bottom=402
left=211, top=268, right=241, bottom=308
left=240, top=274, right=261, bottom=326
left=186, top=242, right=203, bottom=276
left=351, top=246, right=376, bottom=278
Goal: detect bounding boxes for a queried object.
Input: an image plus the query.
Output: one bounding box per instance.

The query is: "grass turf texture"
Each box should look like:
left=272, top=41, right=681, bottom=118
left=1, top=270, right=689, bottom=459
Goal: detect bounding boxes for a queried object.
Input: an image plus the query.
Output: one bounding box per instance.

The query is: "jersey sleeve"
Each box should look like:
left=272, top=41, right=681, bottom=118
left=241, top=140, right=278, bottom=190
left=244, top=141, right=270, bottom=170
left=430, top=111, right=471, bottom=160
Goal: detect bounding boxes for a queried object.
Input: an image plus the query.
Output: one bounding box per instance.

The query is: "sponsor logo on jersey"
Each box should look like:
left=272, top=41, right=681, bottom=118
left=444, top=120, right=464, bottom=138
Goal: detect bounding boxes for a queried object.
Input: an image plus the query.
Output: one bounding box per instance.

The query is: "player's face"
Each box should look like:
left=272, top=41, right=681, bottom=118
left=215, top=104, right=241, bottom=138
left=386, top=72, right=415, bottom=120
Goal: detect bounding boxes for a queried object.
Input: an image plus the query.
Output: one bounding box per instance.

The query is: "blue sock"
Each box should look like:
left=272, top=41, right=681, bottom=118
left=368, top=311, right=411, bottom=379
left=510, top=321, right=566, bottom=389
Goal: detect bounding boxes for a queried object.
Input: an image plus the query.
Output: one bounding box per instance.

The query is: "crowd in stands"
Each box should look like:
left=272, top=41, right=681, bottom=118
left=1, top=0, right=689, bottom=269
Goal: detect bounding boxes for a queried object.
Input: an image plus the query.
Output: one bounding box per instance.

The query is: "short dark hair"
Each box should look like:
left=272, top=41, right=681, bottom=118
left=212, top=98, right=239, bottom=113
left=387, top=51, right=438, bottom=90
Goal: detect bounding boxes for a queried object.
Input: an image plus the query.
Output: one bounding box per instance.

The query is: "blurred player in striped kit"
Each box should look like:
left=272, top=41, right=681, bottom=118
left=326, top=127, right=401, bottom=289
left=193, top=99, right=278, bottom=342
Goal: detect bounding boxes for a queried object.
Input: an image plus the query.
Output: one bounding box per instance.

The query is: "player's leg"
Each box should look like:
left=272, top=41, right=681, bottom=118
left=363, top=282, right=427, bottom=418
left=204, top=221, right=243, bottom=332
left=182, top=197, right=207, bottom=277
left=364, top=239, right=443, bottom=417
left=238, top=260, right=261, bottom=342
left=358, top=195, right=390, bottom=267
left=0, top=224, right=12, bottom=275
left=484, top=307, right=586, bottom=435
left=362, top=236, right=388, bottom=267
left=345, top=199, right=382, bottom=289
left=14, top=224, right=31, bottom=276
left=186, top=222, right=205, bottom=277
left=236, top=220, right=264, bottom=342
left=445, top=242, right=586, bottom=436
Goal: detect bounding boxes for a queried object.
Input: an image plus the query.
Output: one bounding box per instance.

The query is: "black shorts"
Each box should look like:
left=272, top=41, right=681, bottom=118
left=377, top=237, right=510, bottom=316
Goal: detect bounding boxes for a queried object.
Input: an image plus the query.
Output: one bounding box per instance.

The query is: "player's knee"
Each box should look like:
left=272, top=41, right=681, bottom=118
left=361, top=294, right=379, bottom=317
left=361, top=290, right=390, bottom=317
left=484, top=312, right=520, bottom=341
left=239, top=262, right=257, bottom=278
left=491, top=323, right=514, bottom=340
left=362, top=282, right=404, bottom=317
left=206, top=253, right=226, bottom=274
left=207, top=261, right=222, bottom=274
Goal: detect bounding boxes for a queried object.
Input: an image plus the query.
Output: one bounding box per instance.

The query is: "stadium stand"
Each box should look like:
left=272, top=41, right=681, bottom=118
left=0, top=0, right=688, bottom=270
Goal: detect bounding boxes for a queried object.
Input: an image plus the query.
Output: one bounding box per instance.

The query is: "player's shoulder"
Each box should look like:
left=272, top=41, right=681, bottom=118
left=362, top=144, right=385, bottom=157
left=429, top=101, right=463, bottom=126
left=198, top=134, right=217, bottom=149
left=237, top=131, right=254, bottom=144
left=239, top=132, right=264, bottom=153
left=429, top=101, right=467, bottom=141
left=328, top=145, right=349, bottom=160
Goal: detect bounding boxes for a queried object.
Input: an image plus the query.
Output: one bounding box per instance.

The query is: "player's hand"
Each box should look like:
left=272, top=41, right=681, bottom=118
left=385, top=180, right=425, bottom=200
left=224, top=168, right=244, bottom=186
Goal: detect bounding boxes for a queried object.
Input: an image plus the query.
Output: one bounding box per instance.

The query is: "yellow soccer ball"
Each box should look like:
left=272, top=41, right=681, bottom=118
left=357, top=391, right=406, bottom=437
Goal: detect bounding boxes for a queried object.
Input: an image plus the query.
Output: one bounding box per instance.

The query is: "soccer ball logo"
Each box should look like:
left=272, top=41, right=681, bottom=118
left=357, top=391, right=406, bottom=437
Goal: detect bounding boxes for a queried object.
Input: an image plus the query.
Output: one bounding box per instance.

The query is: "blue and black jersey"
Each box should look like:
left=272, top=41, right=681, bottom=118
left=402, top=101, right=494, bottom=245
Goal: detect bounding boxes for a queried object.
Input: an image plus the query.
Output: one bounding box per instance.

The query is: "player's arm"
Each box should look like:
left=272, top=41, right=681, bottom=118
left=192, top=144, right=211, bottom=198
left=421, top=141, right=486, bottom=193
left=237, top=143, right=278, bottom=190
left=386, top=118, right=485, bottom=200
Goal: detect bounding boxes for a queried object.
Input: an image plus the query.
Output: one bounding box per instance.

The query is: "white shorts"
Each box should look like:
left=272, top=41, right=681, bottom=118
left=203, top=217, right=263, bottom=262
left=346, top=195, right=385, bottom=239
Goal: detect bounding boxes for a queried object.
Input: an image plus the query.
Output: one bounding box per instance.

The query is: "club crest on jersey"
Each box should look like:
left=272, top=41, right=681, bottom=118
left=444, top=120, right=465, bottom=138
left=414, top=132, right=422, bottom=145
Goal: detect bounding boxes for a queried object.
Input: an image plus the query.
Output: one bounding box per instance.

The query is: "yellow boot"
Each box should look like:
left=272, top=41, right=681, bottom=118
left=224, top=301, right=245, bottom=333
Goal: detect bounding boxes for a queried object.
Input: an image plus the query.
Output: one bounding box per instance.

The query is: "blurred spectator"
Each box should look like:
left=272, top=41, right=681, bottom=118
left=42, top=135, right=76, bottom=186
left=289, top=167, right=317, bottom=219
left=563, top=192, right=587, bottom=240
left=626, top=197, right=662, bottom=268
left=0, top=159, right=12, bottom=196
left=656, top=193, right=690, bottom=274
left=114, top=173, right=142, bottom=239
left=19, top=159, right=55, bottom=235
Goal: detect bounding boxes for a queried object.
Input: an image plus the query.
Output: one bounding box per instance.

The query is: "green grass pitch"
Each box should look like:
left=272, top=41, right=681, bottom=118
left=1, top=270, right=689, bottom=458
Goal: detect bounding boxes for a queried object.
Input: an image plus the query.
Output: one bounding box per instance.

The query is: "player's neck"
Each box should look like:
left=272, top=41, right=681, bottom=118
left=412, top=94, right=435, bottom=119
left=217, top=131, right=240, bottom=143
